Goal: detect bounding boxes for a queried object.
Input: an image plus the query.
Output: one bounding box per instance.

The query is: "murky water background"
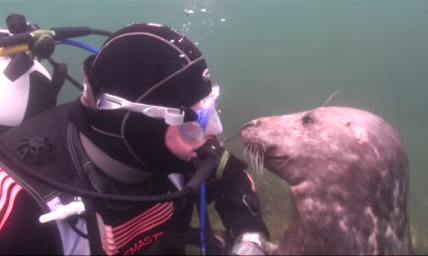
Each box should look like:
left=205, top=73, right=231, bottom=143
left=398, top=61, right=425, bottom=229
left=1, top=0, right=427, bottom=254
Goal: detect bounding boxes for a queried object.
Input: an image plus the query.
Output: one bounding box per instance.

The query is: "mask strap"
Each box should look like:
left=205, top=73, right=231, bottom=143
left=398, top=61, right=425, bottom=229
left=81, top=55, right=99, bottom=109
left=97, top=93, right=186, bottom=126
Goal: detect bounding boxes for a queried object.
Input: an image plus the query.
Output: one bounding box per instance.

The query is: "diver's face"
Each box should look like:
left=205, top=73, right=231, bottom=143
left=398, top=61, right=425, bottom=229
left=165, top=125, right=208, bottom=161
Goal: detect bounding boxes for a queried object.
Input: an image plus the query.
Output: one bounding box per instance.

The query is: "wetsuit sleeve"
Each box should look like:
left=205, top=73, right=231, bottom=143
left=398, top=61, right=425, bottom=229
left=0, top=170, right=58, bottom=254
left=205, top=136, right=270, bottom=240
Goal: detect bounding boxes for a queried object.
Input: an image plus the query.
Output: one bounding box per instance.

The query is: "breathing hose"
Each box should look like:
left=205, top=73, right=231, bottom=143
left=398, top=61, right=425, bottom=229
left=60, top=39, right=99, bottom=54
left=0, top=135, right=218, bottom=203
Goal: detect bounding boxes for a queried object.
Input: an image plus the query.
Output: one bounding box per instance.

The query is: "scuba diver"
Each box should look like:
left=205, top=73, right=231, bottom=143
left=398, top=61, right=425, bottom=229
left=0, top=15, right=271, bottom=256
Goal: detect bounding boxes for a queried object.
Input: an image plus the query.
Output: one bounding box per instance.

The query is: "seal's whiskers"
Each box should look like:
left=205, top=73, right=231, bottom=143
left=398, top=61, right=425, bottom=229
left=237, top=144, right=244, bottom=152
left=246, top=146, right=262, bottom=176
left=249, top=146, right=256, bottom=171
left=254, top=148, right=260, bottom=175
left=251, top=146, right=256, bottom=173
left=253, top=147, right=258, bottom=173
left=241, top=146, right=246, bottom=160
left=260, top=152, right=265, bottom=175
left=242, top=145, right=249, bottom=161
left=260, top=143, right=266, bottom=175
left=321, top=90, right=342, bottom=107
left=261, top=144, right=267, bottom=153
left=238, top=144, right=266, bottom=176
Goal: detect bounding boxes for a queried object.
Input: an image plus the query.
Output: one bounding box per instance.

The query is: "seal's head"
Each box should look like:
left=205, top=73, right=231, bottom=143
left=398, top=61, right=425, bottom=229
left=240, top=106, right=407, bottom=186
left=240, top=106, right=413, bottom=255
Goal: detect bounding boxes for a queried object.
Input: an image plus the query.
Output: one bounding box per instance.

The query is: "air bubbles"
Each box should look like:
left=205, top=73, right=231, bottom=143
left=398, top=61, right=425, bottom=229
left=181, top=1, right=223, bottom=46
left=185, top=6, right=209, bottom=16
left=182, top=22, right=191, bottom=32
left=185, top=9, right=194, bottom=16
left=184, top=4, right=214, bottom=18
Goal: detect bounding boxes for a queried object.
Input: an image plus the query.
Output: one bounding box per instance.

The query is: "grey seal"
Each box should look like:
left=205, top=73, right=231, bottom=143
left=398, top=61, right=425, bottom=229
left=239, top=106, right=413, bottom=255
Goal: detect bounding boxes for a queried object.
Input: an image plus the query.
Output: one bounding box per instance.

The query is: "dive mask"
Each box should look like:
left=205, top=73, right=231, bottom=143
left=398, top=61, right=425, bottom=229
left=83, top=76, right=222, bottom=140
left=181, top=85, right=223, bottom=141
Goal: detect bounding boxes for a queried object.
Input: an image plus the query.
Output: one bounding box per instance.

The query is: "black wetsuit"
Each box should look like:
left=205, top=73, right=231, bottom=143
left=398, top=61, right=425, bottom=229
left=0, top=102, right=269, bottom=255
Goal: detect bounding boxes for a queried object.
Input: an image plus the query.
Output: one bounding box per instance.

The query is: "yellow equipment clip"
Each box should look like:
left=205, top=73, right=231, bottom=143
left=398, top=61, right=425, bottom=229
left=0, top=44, right=29, bottom=57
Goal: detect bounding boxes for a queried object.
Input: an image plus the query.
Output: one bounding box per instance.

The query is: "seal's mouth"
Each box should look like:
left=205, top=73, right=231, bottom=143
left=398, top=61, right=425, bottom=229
left=264, top=155, right=287, bottom=160
left=239, top=128, right=290, bottom=173
left=241, top=142, right=287, bottom=161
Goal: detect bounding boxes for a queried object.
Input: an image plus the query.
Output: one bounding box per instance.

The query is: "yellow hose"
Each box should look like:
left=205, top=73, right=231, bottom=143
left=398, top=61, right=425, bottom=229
left=0, top=44, right=29, bottom=56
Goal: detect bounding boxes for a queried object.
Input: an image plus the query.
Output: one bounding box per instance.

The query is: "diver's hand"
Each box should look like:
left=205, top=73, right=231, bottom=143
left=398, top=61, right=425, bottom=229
left=198, top=136, right=271, bottom=254
left=229, top=232, right=270, bottom=255
left=194, top=135, right=248, bottom=183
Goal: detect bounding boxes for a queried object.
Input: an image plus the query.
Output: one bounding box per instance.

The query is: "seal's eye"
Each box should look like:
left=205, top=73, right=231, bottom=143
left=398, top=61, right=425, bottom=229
left=302, top=115, right=313, bottom=125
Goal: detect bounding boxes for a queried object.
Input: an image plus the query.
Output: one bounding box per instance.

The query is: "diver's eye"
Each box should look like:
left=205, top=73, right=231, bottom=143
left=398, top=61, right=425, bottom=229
left=302, top=115, right=313, bottom=125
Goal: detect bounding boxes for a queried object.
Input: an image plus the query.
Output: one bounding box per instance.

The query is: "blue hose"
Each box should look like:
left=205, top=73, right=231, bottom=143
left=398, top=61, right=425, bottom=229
left=200, top=183, right=206, bottom=255
left=59, top=39, right=99, bottom=54
left=58, top=38, right=208, bottom=255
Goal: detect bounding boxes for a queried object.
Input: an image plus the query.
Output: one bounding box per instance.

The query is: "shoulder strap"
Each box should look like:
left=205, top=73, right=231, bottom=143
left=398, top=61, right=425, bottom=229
left=67, top=124, right=106, bottom=255
left=50, top=60, right=67, bottom=98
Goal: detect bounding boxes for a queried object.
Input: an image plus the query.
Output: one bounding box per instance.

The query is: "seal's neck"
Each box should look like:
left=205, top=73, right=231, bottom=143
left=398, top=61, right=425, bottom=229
left=79, top=133, right=152, bottom=184
left=281, top=184, right=348, bottom=254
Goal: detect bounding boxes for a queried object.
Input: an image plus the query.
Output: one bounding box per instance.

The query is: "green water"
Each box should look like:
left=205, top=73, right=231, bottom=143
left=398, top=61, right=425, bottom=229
left=1, top=0, right=428, bottom=254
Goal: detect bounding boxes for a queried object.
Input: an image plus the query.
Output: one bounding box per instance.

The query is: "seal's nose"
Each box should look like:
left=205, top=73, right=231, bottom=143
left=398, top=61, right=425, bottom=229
left=241, top=121, right=256, bottom=130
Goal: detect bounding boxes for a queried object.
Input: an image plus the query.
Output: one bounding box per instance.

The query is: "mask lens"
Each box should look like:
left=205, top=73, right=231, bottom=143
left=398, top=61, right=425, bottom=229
left=181, top=104, right=223, bottom=141
left=180, top=85, right=223, bottom=141
left=204, top=107, right=223, bottom=136
left=181, top=121, right=204, bottom=141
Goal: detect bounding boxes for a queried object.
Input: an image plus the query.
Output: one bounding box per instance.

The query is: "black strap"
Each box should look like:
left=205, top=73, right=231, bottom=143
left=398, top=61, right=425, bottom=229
left=49, top=59, right=67, bottom=98
left=68, top=125, right=106, bottom=256
left=47, top=57, right=84, bottom=91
